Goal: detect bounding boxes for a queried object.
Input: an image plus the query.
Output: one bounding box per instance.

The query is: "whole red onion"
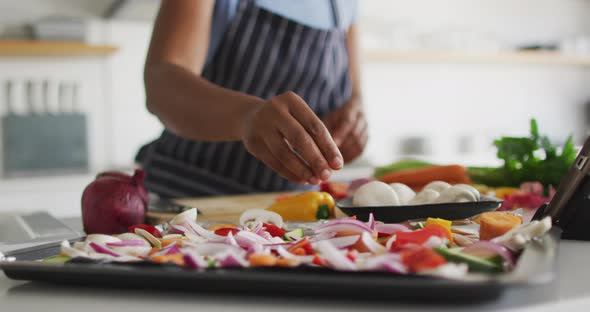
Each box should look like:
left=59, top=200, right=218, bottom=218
left=81, top=169, right=148, bottom=234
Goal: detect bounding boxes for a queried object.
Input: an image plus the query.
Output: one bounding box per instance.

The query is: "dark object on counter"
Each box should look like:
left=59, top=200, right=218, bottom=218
left=516, top=44, right=558, bottom=51
left=337, top=196, right=502, bottom=223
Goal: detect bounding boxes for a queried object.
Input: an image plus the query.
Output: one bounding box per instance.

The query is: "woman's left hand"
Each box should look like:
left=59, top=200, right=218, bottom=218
left=322, top=96, right=368, bottom=164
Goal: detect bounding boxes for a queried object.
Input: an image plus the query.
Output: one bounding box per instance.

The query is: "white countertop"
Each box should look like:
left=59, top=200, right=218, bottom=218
left=1, top=234, right=590, bottom=311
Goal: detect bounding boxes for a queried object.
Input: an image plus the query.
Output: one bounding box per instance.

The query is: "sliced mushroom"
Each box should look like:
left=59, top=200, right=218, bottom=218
left=423, top=181, right=452, bottom=193
left=453, top=184, right=481, bottom=201
left=353, top=181, right=400, bottom=207
left=389, top=183, right=416, bottom=204
left=169, top=208, right=198, bottom=225
left=434, top=185, right=477, bottom=203
left=408, top=189, right=440, bottom=205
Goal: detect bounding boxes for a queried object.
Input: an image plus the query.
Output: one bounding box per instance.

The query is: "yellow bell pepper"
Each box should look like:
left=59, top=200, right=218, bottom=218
left=266, top=192, right=335, bottom=222
left=493, top=187, right=520, bottom=199
left=425, top=217, right=453, bottom=245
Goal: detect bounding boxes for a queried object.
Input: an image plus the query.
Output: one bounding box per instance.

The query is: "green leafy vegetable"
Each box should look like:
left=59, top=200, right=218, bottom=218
left=468, top=119, right=577, bottom=189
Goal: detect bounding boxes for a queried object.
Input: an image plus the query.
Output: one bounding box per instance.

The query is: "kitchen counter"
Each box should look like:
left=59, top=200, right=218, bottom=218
left=1, top=227, right=590, bottom=311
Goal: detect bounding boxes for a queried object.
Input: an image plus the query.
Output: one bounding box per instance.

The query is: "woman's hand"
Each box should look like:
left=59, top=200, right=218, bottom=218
left=241, top=91, right=344, bottom=185
left=322, top=96, right=368, bottom=164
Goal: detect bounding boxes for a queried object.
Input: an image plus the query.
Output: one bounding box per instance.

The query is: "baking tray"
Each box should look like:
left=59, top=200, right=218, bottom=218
left=0, top=228, right=559, bottom=303
left=337, top=196, right=503, bottom=223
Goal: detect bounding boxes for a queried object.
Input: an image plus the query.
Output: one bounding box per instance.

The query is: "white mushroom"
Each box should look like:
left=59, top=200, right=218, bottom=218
left=353, top=181, right=400, bottom=207
left=423, top=181, right=452, bottom=193
left=239, top=209, right=284, bottom=228
left=408, top=189, right=440, bottom=205
left=117, top=233, right=150, bottom=244
left=453, top=184, right=481, bottom=201
left=433, top=185, right=477, bottom=203
left=389, top=183, right=416, bottom=205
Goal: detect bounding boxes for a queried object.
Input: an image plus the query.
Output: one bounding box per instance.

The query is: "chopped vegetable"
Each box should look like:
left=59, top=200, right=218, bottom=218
left=249, top=254, right=277, bottom=267
left=266, top=192, right=335, bottom=222
left=263, top=223, right=285, bottom=238
left=392, top=226, right=450, bottom=248
left=283, top=228, right=304, bottom=241
left=400, top=247, right=447, bottom=273
left=214, top=228, right=239, bottom=237
left=434, top=247, right=502, bottom=273
left=478, top=212, right=522, bottom=241
left=374, top=159, right=434, bottom=179
left=128, top=224, right=162, bottom=238
left=425, top=218, right=453, bottom=244
left=377, top=165, right=471, bottom=189
left=319, top=181, right=349, bottom=200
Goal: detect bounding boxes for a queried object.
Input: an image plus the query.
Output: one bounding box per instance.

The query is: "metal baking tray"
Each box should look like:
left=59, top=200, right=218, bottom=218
left=0, top=227, right=559, bottom=302
left=337, top=196, right=503, bottom=223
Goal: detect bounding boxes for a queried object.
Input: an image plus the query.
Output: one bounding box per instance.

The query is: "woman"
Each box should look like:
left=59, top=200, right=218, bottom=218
left=137, top=0, right=367, bottom=197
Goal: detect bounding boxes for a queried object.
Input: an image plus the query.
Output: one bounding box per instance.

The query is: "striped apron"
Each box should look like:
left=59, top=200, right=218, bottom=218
left=137, top=0, right=353, bottom=198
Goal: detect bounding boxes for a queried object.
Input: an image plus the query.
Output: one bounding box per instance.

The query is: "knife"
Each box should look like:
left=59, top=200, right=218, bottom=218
left=148, top=194, right=201, bottom=215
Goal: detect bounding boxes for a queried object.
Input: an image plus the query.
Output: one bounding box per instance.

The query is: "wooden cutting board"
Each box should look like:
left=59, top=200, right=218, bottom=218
left=145, top=192, right=291, bottom=224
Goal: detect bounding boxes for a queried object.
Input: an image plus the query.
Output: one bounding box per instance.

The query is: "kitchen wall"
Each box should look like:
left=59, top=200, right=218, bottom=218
left=0, top=0, right=589, bottom=172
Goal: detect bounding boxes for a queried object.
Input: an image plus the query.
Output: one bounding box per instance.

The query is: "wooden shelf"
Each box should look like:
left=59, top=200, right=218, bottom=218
left=0, top=40, right=118, bottom=57
left=362, top=50, right=590, bottom=66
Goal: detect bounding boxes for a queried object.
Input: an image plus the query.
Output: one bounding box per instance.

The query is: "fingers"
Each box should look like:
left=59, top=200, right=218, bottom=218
left=340, top=115, right=368, bottom=163
left=331, top=107, right=359, bottom=146
left=251, top=140, right=304, bottom=182
left=263, top=133, right=318, bottom=184
left=282, top=92, right=343, bottom=171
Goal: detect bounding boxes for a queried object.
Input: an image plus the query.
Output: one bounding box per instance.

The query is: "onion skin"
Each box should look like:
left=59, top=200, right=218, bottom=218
left=82, top=169, right=148, bottom=234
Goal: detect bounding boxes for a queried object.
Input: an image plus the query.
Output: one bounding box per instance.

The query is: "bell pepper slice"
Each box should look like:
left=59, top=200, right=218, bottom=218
left=392, top=225, right=449, bottom=248
left=263, top=223, right=286, bottom=238
left=400, top=247, right=447, bottom=272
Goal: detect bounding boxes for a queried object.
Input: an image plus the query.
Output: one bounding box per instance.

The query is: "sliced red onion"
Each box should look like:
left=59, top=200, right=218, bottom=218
left=169, top=224, right=191, bottom=235
left=315, top=219, right=373, bottom=235
left=106, top=240, right=147, bottom=247
left=164, top=244, right=181, bottom=255
left=276, top=246, right=296, bottom=259
left=385, top=236, right=396, bottom=250
left=315, top=241, right=356, bottom=271
left=60, top=241, right=88, bottom=258
left=360, top=232, right=386, bottom=253
left=151, top=242, right=178, bottom=257
left=88, top=242, right=120, bottom=257
left=182, top=242, right=245, bottom=258
left=259, top=231, right=273, bottom=240
left=216, top=251, right=249, bottom=268
left=312, top=235, right=359, bottom=249
left=309, top=232, right=336, bottom=242
left=185, top=219, right=224, bottom=240
left=375, top=223, right=410, bottom=234
left=367, top=213, right=376, bottom=231
left=182, top=251, right=207, bottom=269
left=462, top=241, right=514, bottom=266
left=236, top=230, right=271, bottom=244
left=317, top=218, right=373, bottom=231
left=226, top=231, right=239, bottom=247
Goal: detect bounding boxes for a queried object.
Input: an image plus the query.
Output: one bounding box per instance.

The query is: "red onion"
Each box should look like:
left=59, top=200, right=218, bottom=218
left=316, top=219, right=373, bottom=234
left=360, top=232, right=386, bottom=253
left=88, top=242, right=120, bottom=257
left=217, top=252, right=249, bottom=268
left=375, top=223, right=410, bottom=234
left=367, top=213, right=376, bottom=231
left=461, top=241, right=514, bottom=266
left=315, top=241, right=356, bottom=271
left=106, top=240, right=147, bottom=247
left=312, top=235, right=359, bottom=249
left=81, top=169, right=148, bottom=234
left=182, top=251, right=206, bottom=269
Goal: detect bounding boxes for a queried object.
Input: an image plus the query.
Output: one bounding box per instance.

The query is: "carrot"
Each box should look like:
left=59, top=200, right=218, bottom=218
left=248, top=254, right=278, bottom=267
left=478, top=212, right=522, bottom=241
left=206, top=223, right=237, bottom=231
left=151, top=253, right=184, bottom=266
left=377, top=165, right=471, bottom=188
left=276, top=258, right=300, bottom=267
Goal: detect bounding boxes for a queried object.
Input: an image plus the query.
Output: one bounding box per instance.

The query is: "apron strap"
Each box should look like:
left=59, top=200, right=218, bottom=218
left=329, top=0, right=341, bottom=28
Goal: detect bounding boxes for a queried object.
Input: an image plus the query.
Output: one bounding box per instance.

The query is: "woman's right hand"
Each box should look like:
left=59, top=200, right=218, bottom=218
left=241, top=91, right=344, bottom=185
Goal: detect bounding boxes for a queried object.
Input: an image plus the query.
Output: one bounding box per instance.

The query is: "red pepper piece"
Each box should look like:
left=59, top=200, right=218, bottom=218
left=128, top=224, right=162, bottom=238
left=392, top=226, right=448, bottom=248
left=319, top=182, right=349, bottom=200
left=288, top=238, right=314, bottom=255
left=312, top=254, right=327, bottom=266
left=214, top=228, right=239, bottom=236
left=262, top=223, right=286, bottom=238
left=400, top=247, right=447, bottom=272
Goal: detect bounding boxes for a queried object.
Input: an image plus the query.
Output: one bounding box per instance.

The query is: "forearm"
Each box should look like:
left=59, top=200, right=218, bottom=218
left=145, top=62, right=264, bottom=141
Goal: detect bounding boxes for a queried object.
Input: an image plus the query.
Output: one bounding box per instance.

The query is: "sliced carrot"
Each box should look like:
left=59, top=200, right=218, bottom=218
left=479, top=212, right=522, bottom=241
left=148, top=247, right=160, bottom=256
left=151, top=253, right=184, bottom=266
left=377, top=165, right=471, bottom=188
left=161, top=237, right=185, bottom=247
left=248, top=254, right=277, bottom=267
